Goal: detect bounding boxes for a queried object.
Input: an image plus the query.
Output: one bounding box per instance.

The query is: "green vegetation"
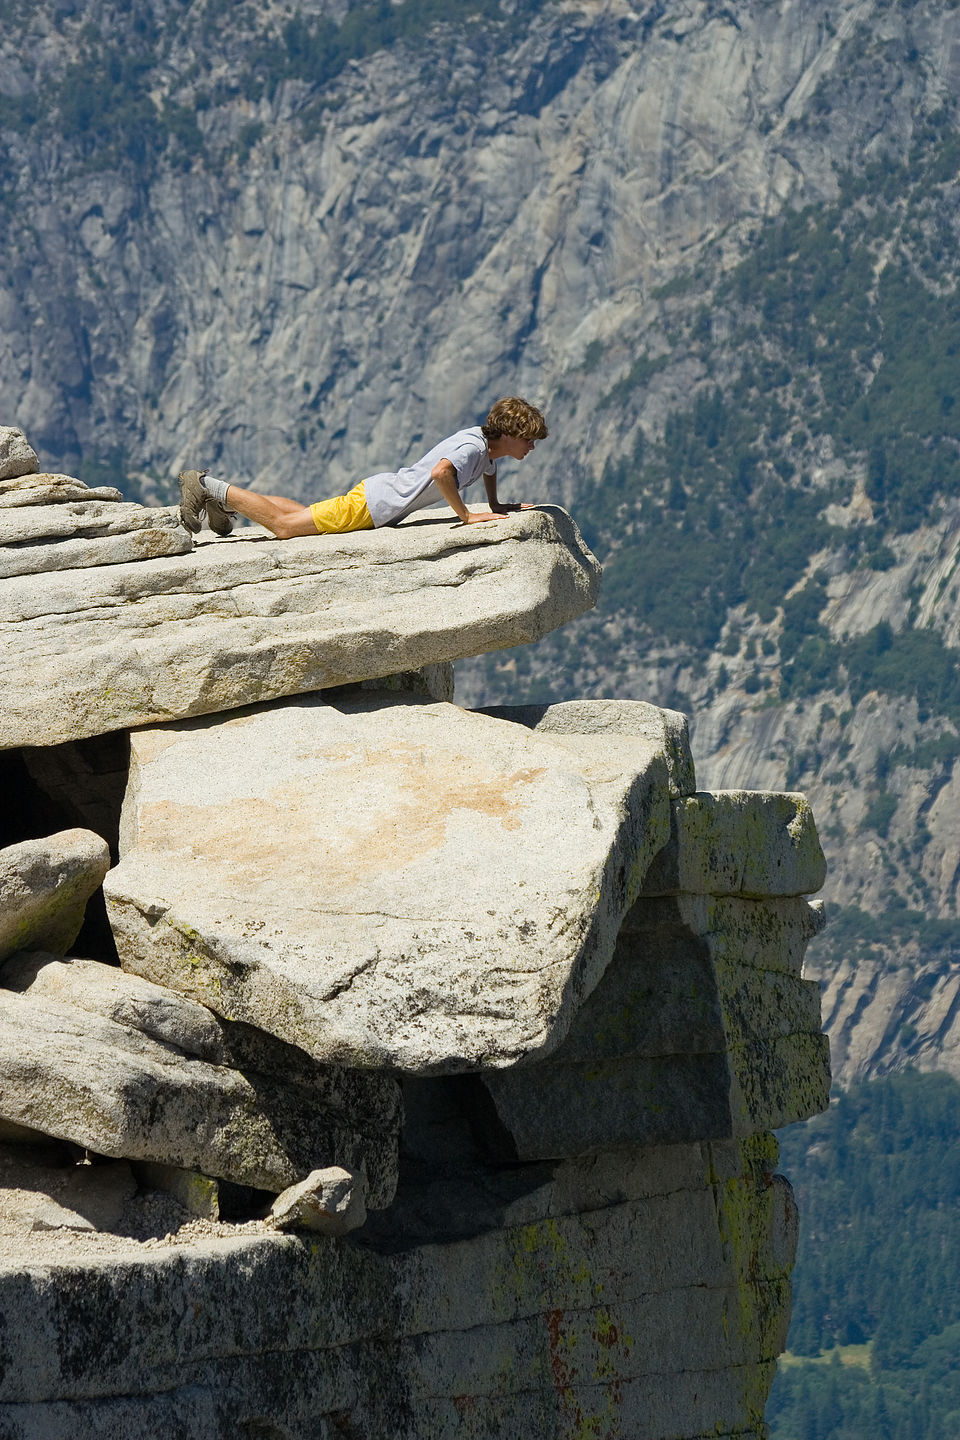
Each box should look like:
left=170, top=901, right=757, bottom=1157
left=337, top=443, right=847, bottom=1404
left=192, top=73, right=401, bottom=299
left=860, top=788, right=898, bottom=837
left=579, top=388, right=841, bottom=651
left=779, top=620, right=960, bottom=722
left=890, top=733, right=960, bottom=772
left=769, top=1071, right=960, bottom=1439
left=3, top=0, right=545, bottom=178
left=470, top=117, right=960, bottom=715
left=246, top=0, right=517, bottom=102
left=577, top=119, right=960, bottom=661
left=807, top=905, right=960, bottom=967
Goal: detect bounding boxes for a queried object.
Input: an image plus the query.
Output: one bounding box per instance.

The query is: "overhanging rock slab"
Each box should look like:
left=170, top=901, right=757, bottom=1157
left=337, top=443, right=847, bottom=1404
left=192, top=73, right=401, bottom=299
left=0, top=506, right=599, bottom=749
left=104, top=692, right=671, bottom=1074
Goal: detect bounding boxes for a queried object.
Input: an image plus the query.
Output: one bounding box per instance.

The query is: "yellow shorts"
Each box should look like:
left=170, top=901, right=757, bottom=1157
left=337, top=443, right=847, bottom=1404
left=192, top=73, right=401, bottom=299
left=310, top=481, right=374, bottom=535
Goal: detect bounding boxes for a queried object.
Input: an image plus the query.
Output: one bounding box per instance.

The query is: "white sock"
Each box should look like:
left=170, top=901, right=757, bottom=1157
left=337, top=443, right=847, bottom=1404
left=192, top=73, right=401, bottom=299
left=200, top=474, right=233, bottom=509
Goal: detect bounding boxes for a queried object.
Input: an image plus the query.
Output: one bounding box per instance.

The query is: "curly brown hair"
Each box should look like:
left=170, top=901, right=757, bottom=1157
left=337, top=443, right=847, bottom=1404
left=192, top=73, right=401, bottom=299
left=481, top=397, right=548, bottom=442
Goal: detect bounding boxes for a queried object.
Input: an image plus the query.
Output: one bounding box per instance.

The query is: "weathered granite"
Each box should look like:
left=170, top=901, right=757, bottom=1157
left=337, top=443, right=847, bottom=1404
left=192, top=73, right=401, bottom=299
left=0, top=506, right=599, bottom=749
left=105, top=691, right=672, bottom=1072
left=472, top=785, right=829, bottom=1162
left=640, top=790, right=827, bottom=898
left=0, top=495, right=830, bottom=1440
left=477, top=698, right=697, bottom=798
left=0, top=830, right=110, bottom=962
left=0, top=984, right=399, bottom=1202
left=0, top=475, right=123, bottom=507
left=0, top=426, right=38, bottom=481
left=636, top=890, right=827, bottom=970
left=475, top=894, right=830, bottom=1159
left=0, top=952, right=229, bottom=1065
left=0, top=1133, right=794, bottom=1440
left=0, top=502, right=192, bottom=577
left=267, top=1165, right=367, bottom=1235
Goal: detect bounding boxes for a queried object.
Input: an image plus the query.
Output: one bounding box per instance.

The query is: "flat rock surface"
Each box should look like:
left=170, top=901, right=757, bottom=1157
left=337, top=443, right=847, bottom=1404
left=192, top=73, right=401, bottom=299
left=0, top=474, right=123, bottom=506
left=0, top=505, right=599, bottom=749
left=105, top=692, right=672, bottom=1073
left=0, top=502, right=191, bottom=576
left=0, top=830, right=110, bottom=963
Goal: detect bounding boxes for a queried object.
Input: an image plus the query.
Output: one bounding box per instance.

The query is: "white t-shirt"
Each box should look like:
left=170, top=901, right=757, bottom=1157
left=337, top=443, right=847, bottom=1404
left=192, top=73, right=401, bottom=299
left=363, top=427, right=497, bottom=528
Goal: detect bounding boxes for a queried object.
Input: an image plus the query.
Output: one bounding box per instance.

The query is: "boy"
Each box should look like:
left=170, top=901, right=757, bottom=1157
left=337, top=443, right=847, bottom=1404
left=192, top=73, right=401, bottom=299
left=178, top=396, right=547, bottom=539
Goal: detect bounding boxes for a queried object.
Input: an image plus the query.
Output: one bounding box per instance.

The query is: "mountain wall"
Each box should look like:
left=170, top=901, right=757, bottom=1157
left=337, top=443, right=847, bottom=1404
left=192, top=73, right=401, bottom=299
left=0, top=0, right=913, bottom=492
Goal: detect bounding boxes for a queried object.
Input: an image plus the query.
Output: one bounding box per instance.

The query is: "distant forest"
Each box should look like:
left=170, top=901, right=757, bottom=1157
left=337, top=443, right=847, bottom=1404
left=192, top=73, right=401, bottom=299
left=769, top=1070, right=960, bottom=1439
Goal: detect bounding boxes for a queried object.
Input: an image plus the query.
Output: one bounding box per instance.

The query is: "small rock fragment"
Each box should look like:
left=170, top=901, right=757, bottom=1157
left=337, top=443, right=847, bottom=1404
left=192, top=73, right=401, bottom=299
left=0, top=426, right=39, bottom=481
left=268, top=1166, right=367, bottom=1235
left=106, top=693, right=671, bottom=1074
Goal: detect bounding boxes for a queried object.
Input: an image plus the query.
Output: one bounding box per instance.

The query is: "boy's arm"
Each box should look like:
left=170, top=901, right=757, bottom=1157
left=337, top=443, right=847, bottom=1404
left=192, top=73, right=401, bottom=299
left=432, top=459, right=499, bottom=524
left=483, top=471, right=533, bottom=513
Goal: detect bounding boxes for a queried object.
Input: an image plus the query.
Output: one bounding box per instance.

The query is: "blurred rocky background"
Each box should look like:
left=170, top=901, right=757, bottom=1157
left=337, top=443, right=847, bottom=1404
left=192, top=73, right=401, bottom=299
left=3, top=0, right=960, bottom=1430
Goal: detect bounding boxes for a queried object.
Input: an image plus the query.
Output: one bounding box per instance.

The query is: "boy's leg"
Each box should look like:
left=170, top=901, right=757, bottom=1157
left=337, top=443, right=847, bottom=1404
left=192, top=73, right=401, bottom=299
left=223, top=484, right=318, bottom=538
left=180, top=470, right=373, bottom=540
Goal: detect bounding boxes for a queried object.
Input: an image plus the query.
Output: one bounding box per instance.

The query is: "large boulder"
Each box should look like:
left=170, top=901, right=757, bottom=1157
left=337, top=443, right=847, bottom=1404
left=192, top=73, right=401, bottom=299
left=0, top=953, right=400, bottom=1204
left=0, top=506, right=600, bottom=749
left=104, top=690, right=673, bottom=1073
left=0, top=830, right=110, bottom=963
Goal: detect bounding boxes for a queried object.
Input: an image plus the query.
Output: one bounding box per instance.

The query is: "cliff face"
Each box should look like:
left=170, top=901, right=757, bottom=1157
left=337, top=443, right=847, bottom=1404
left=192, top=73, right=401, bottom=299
left=0, top=442, right=830, bottom=1436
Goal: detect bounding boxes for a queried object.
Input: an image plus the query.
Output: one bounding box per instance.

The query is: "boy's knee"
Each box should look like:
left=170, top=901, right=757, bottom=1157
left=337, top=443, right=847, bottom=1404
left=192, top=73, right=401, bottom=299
left=272, top=509, right=317, bottom=539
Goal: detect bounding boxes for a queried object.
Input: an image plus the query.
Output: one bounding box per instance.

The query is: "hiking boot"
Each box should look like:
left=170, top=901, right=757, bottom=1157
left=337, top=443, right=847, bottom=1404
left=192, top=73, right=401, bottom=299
left=205, top=492, right=234, bottom=536
left=178, top=468, right=208, bottom=534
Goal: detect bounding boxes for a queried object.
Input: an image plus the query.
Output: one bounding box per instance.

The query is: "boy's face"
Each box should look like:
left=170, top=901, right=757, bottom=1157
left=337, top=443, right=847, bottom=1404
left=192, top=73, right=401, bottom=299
left=499, top=434, right=538, bottom=460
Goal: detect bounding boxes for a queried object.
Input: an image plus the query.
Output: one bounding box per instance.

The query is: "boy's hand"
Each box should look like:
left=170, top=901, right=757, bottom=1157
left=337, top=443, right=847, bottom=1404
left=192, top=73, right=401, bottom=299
left=490, top=501, right=535, bottom=512
left=461, top=510, right=501, bottom=523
